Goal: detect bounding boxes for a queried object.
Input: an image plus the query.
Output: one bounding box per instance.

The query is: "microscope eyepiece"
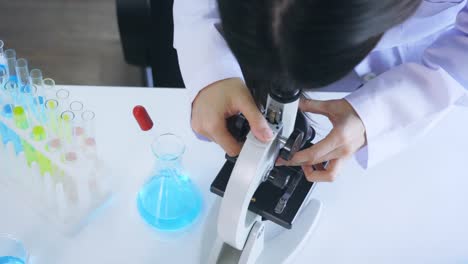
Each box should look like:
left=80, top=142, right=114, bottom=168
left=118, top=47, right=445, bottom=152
left=269, top=87, right=301, bottom=104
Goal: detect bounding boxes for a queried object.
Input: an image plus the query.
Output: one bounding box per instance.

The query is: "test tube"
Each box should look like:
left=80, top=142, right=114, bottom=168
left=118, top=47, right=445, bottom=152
left=30, top=69, right=43, bottom=86
left=0, top=40, right=6, bottom=70
left=3, top=81, right=18, bottom=117
left=42, top=78, right=56, bottom=100
left=56, top=89, right=70, bottom=110
left=30, top=69, right=46, bottom=105
left=0, top=67, right=8, bottom=144
left=15, top=58, right=30, bottom=91
left=81, top=110, right=96, bottom=157
left=27, top=86, right=47, bottom=136
left=45, top=99, right=61, bottom=152
left=14, top=85, right=38, bottom=167
left=29, top=85, right=48, bottom=126
left=28, top=86, right=51, bottom=175
left=0, top=67, right=6, bottom=85
left=4, top=49, right=16, bottom=82
left=60, top=111, right=78, bottom=163
left=12, top=101, right=29, bottom=130
left=70, top=101, right=85, bottom=137
left=1, top=81, right=22, bottom=153
left=70, top=101, right=83, bottom=114
left=17, top=84, right=41, bottom=126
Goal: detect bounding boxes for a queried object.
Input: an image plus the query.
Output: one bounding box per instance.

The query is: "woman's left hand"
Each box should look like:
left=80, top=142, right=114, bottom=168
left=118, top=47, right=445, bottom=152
left=277, top=98, right=366, bottom=182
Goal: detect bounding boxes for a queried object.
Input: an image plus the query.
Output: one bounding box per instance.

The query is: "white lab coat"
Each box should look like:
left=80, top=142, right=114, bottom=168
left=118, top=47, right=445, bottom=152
left=173, top=0, right=468, bottom=169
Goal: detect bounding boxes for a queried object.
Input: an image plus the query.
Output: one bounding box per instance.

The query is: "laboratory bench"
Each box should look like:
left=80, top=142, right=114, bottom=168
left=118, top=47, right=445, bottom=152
left=1, top=85, right=467, bottom=264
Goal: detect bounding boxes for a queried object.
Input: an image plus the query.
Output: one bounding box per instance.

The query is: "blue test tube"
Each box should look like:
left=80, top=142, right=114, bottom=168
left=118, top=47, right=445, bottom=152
left=0, top=42, right=6, bottom=143
left=1, top=81, right=23, bottom=153
left=15, top=58, right=30, bottom=95
left=0, top=67, right=7, bottom=143
left=12, top=82, right=40, bottom=167
left=4, top=49, right=17, bottom=83
left=1, top=49, right=24, bottom=154
left=0, top=40, right=6, bottom=72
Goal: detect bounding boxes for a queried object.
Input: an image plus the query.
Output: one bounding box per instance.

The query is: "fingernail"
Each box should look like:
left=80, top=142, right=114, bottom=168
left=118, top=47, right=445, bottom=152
left=276, top=160, right=285, bottom=166
left=262, top=128, right=274, bottom=141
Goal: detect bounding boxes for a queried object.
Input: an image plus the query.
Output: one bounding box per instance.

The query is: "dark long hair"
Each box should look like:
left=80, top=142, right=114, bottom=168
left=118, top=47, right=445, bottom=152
left=217, top=0, right=422, bottom=105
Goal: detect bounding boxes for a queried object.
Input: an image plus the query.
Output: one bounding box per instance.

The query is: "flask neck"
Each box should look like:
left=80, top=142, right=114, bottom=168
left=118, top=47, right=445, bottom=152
left=151, top=133, right=185, bottom=173
left=155, top=154, right=182, bottom=168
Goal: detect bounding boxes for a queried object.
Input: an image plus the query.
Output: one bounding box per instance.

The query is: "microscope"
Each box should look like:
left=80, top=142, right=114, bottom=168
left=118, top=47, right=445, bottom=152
left=207, top=87, right=324, bottom=264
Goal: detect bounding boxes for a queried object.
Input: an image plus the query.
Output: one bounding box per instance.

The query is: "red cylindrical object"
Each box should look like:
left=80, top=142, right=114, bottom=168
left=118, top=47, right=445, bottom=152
left=133, top=105, right=154, bottom=131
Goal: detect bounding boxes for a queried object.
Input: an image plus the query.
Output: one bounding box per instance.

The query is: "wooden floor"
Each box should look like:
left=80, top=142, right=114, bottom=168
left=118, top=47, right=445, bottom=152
left=0, top=0, right=143, bottom=87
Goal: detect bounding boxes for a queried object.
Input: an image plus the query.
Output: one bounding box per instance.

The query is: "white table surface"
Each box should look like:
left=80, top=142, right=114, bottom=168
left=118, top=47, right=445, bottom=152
left=1, top=85, right=467, bottom=264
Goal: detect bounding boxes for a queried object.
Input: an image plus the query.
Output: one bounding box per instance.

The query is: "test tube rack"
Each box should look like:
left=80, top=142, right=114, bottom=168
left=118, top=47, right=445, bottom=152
left=0, top=103, right=113, bottom=236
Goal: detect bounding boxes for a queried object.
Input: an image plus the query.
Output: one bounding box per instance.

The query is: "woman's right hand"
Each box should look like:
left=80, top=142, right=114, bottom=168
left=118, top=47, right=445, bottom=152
left=191, top=77, right=274, bottom=156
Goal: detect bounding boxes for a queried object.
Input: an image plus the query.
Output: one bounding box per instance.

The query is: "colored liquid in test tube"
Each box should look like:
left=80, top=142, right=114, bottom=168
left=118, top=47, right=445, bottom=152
left=0, top=67, right=8, bottom=143
left=13, top=102, right=36, bottom=166
left=32, top=128, right=52, bottom=175
left=25, top=85, right=52, bottom=175
left=42, top=99, right=62, bottom=177
left=81, top=110, right=96, bottom=157
left=0, top=41, right=6, bottom=79
left=70, top=101, right=84, bottom=137
left=15, top=59, right=29, bottom=93
left=13, top=59, right=30, bottom=127
left=45, top=99, right=61, bottom=152
left=1, top=81, right=22, bottom=153
left=2, top=51, right=23, bottom=152
left=60, top=111, right=78, bottom=163
left=0, top=40, right=5, bottom=71
left=12, top=106, right=28, bottom=130
left=13, top=81, right=38, bottom=167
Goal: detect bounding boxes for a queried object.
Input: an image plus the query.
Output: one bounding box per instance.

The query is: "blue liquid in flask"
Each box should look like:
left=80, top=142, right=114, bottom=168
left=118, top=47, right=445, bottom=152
left=0, top=256, right=24, bottom=264
left=137, top=134, right=202, bottom=231
left=0, top=235, right=27, bottom=264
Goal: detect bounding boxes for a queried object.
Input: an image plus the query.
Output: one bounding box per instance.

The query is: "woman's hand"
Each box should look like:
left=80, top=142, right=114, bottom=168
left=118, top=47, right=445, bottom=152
left=277, top=98, right=366, bottom=182
left=191, top=77, right=273, bottom=156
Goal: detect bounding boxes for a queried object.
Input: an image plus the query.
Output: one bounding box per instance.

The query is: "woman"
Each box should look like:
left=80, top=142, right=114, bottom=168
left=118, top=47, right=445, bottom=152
left=173, top=0, right=468, bottom=181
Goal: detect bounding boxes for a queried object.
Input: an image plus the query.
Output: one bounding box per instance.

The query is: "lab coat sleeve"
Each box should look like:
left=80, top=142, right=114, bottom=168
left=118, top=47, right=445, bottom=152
left=173, top=0, right=244, bottom=104
left=345, top=3, right=468, bottom=169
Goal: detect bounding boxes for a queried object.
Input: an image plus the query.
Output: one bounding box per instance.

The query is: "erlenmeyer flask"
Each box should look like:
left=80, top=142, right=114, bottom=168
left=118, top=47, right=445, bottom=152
left=0, top=234, right=29, bottom=264
left=137, top=133, right=202, bottom=231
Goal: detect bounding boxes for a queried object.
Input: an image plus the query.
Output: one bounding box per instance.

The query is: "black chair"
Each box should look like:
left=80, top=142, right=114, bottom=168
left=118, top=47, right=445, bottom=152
left=116, top=0, right=185, bottom=88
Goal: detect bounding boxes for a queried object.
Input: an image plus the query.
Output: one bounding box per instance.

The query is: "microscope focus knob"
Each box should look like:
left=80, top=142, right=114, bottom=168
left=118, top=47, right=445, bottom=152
left=279, top=129, right=304, bottom=161
left=268, top=169, right=291, bottom=189
left=226, top=114, right=250, bottom=142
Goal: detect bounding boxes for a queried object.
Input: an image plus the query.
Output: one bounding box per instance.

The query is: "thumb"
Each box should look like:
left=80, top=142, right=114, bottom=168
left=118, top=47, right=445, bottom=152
left=299, top=98, right=330, bottom=116
left=237, top=97, right=273, bottom=142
